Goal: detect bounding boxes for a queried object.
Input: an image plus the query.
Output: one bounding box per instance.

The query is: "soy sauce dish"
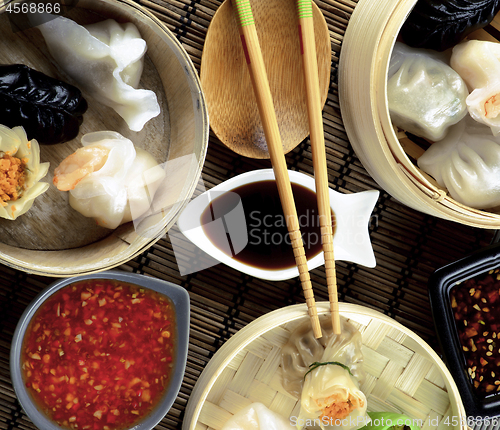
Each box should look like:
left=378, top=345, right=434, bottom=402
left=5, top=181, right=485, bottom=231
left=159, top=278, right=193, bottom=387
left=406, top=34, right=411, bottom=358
left=177, top=169, right=379, bottom=280
left=10, top=271, right=189, bottom=430
left=429, top=243, right=500, bottom=419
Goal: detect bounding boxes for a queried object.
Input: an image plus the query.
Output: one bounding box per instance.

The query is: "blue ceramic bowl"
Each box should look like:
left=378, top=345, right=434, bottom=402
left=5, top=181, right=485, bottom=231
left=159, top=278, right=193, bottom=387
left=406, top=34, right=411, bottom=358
left=10, top=270, right=189, bottom=430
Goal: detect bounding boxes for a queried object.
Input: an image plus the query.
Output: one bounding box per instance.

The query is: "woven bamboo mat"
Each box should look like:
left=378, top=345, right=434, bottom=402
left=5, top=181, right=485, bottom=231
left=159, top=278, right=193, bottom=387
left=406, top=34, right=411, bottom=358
left=0, top=0, right=497, bottom=429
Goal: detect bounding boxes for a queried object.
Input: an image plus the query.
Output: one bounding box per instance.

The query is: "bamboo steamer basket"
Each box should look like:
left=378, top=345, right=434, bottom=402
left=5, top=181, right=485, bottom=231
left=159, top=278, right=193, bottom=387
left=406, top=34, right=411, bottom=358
left=338, top=0, right=500, bottom=229
left=0, top=0, right=209, bottom=276
left=182, top=302, right=467, bottom=430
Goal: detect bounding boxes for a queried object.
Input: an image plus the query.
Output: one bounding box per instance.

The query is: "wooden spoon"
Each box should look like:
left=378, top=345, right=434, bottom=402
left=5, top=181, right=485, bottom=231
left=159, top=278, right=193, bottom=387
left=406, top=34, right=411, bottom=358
left=201, top=0, right=331, bottom=159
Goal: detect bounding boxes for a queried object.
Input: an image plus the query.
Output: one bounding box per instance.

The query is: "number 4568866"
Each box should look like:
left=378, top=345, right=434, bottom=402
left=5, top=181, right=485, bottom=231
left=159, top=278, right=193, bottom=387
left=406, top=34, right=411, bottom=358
left=6, top=2, right=61, bottom=13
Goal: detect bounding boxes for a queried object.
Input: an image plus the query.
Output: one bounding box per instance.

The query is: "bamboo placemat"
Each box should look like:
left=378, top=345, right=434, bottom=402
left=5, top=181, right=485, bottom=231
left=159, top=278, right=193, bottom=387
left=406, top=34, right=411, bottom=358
left=0, top=1, right=497, bottom=430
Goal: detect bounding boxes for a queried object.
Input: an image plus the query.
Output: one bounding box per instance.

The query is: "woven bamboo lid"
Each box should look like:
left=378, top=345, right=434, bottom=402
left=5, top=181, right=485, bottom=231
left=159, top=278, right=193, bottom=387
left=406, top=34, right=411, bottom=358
left=338, top=0, right=500, bottom=229
left=183, top=302, right=467, bottom=430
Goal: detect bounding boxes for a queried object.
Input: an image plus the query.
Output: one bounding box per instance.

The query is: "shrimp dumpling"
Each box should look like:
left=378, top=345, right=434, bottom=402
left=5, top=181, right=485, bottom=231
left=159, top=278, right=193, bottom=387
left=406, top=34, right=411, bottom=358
left=53, top=131, right=166, bottom=229
left=387, top=42, right=468, bottom=141
left=31, top=14, right=160, bottom=132
left=451, top=40, right=500, bottom=136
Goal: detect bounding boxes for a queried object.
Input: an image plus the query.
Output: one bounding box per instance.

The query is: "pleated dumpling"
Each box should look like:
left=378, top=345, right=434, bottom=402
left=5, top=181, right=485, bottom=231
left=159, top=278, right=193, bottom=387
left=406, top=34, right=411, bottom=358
left=387, top=42, right=468, bottom=141
left=281, top=315, right=364, bottom=399
left=281, top=315, right=368, bottom=430
left=53, top=131, right=166, bottom=229
left=418, top=115, right=500, bottom=209
left=0, top=125, right=50, bottom=220
left=31, top=14, right=160, bottom=132
left=451, top=39, right=500, bottom=136
left=297, top=361, right=367, bottom=430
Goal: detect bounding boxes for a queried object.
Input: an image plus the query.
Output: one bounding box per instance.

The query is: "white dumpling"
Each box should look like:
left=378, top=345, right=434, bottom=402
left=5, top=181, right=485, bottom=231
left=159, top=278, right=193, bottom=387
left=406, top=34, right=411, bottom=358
left=387, top=42, right=468, bottom=141
left=0, top=125, right=50, bottom=220
left=418, top=115, right=500, bottom=209
left=296, top=362, right=367, bottom=430
left=31, top=14, right=160, bottom=131
left=121, top=147, right=166, bottom=224
left=281, top=315, right=364, bottom=399
left=221, top=403, right=291, bottom=430
left=53, top=131, right=166, bottom=229
left=281, top=315, right=368, bottom=430
left=451, top=40, right=500, bottom=136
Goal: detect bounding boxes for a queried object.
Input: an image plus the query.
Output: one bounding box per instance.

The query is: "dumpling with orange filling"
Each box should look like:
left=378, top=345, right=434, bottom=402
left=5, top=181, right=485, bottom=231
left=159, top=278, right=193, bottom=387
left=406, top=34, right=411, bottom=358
left=281, top=315, right=368, bottom=430
left=296, top=361, right=367, bottom=430
left=451, top=39, right=500, bottom=136
left=0, top=125, right=49, bottom=220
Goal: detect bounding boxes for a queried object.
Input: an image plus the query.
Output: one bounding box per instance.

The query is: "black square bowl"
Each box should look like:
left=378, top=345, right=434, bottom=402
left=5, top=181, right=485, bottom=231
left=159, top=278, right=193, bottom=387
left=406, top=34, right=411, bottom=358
left=429, top=242, right=500, bottom=419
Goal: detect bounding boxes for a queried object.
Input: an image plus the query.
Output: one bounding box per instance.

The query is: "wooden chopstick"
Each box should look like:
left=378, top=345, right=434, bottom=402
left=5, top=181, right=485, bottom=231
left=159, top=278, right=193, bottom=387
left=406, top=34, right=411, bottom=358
left=231, top=0, right=322, bottom=338
left=297, top=0, right=340, bottom=334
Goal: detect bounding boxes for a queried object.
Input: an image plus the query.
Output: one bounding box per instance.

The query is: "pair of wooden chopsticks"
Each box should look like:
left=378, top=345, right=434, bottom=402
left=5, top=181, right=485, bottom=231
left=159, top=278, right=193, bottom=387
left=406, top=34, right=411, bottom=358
left=231, top=0, right=340, bottom=337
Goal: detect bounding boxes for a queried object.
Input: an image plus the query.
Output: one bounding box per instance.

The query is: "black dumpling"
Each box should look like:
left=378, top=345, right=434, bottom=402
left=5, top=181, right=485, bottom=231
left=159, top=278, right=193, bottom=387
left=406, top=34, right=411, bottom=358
left=0, top=64, right=88, bottom=145
left=400, top=0, right=500, bottom=52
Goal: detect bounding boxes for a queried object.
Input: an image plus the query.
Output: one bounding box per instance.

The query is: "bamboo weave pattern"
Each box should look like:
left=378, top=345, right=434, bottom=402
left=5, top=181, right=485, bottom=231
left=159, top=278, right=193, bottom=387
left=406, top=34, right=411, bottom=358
left=191, top=311, right=457, bottom=430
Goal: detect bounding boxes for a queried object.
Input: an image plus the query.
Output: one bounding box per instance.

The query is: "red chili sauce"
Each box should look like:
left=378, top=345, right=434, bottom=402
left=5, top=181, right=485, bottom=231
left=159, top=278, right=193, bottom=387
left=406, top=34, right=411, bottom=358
left=21, top=279, right=176, bottom=430
left=450, top=268, right=500, bottom=398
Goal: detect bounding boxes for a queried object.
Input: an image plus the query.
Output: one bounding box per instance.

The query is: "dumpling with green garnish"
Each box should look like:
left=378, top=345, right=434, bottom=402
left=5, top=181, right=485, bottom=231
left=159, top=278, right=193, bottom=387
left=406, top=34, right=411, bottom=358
left=281, top=315, right=368, bottom=430
left=297, top=359, right=367, bottom=430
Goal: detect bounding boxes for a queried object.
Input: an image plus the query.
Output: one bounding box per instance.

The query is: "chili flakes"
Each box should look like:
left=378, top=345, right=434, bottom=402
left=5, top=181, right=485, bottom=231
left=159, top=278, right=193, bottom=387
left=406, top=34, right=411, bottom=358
left=451, top=268, right=500, bottom=398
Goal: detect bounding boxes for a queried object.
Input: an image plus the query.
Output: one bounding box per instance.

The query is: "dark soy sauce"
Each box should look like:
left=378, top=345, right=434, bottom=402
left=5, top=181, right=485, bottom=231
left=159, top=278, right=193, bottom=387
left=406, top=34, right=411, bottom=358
left=201, top=180, right=336, bottom=271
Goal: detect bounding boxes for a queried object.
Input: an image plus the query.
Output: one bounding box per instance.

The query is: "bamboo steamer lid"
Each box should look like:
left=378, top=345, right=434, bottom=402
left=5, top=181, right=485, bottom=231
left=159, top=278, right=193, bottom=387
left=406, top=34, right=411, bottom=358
left=0, top=0, right=208, bottom=276
left=339, top=0, right=500, bottom=229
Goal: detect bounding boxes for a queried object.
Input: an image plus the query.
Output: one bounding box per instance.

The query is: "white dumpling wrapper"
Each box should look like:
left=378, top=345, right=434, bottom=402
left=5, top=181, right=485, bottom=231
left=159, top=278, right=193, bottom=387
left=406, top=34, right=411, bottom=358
left=121, top=147, right=166, bottom=224
left=54, top=131, right=165, bottom=229
left=281, top=316, right=367, bottom=430
left=296, top=364, right=367, bottom=430
left=221, top=402, right=291, bottom=430
left=418, top=115, right=500, bottom=209
left=281, top=315, right=364, bottom=399
left=0, top=125, right=50, bottom=220
left=387, top=42, right=468, bottom=141
left=451, top=40, right=500, bottom=136
left=31, top=14, right=160, bottom=131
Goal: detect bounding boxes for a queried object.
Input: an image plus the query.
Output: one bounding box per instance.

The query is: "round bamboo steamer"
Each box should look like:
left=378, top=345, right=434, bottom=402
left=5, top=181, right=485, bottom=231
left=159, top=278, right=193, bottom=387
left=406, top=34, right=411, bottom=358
left=182, top=302, right=467, bottom=430
left=338, top=0, right=500, bottom=229
left=0, top=0, right=209, bottom=276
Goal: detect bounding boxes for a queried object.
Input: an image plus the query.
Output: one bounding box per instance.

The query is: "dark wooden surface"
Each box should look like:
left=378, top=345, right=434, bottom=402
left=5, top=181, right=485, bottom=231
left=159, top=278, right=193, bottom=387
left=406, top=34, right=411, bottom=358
left=0, top=0, right=496, bottom=429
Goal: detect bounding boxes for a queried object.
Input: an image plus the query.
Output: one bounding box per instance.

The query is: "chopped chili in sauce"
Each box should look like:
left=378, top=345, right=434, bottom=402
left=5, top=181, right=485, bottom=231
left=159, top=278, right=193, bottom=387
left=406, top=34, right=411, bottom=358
left=450, top=268, right=500, bottom=398
left=22, top=279, right=176, bottom=430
